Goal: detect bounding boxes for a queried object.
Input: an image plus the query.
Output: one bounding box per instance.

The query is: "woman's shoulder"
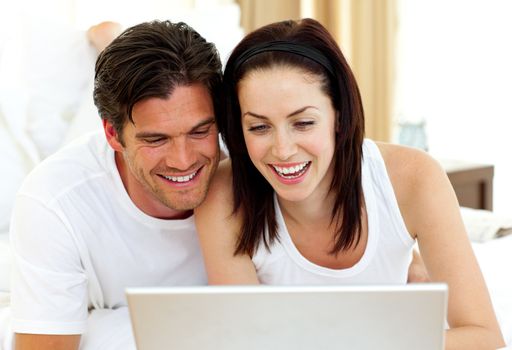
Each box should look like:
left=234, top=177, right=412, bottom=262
left=195, top=157, right=246, bottom=260
left=374, top=142, right=447, bottom=203
left=375, top=141, right=444, bottom=183
left=374, top=141, right=453, bottom=234
left=196, top=158, right=234, bottom=216
left=209, top=158, right=233, bottom=196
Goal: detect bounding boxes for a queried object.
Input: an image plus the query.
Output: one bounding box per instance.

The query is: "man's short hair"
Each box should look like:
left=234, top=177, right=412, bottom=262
left=93, top=20, right=223, bottom=143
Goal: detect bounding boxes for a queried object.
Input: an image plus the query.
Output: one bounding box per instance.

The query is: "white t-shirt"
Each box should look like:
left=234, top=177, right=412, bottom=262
left=253, top=139, right=415, bottom=285
left=9, top=131, right=206, bottom=335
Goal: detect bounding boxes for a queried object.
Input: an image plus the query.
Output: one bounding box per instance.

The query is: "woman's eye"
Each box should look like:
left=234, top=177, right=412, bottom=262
left=294, top=121, right=315, bottom=130
left=248, top=124, right=269, bottom=133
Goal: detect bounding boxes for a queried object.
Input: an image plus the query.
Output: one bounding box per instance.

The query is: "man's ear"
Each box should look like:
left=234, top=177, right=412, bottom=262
left=103, top=120, right=123, bottom=152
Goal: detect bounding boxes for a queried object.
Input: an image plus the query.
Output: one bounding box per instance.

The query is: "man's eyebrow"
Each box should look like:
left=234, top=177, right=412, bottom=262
left=135, top=131, right=167, bottom=139
left=242, top=106, right=318, bottom=120
left=134, top=117, right=216, bottom=139
left=190, top=117, right=216, bottom=131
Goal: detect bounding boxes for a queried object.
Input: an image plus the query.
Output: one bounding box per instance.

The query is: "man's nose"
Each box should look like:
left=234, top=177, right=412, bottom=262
left=167, top=137, right=197, bottom=171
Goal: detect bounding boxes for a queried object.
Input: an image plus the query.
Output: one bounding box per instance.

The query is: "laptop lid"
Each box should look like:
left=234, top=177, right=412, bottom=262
left=126, top=284, right=447, bottom=350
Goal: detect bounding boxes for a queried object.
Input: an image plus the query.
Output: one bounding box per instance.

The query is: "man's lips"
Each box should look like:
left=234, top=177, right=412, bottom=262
left=157, top=166, right=202, bottom=184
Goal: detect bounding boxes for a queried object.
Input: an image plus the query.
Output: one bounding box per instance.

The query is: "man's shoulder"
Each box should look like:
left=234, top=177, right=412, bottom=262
left=18, top=131, right=114, bottom=202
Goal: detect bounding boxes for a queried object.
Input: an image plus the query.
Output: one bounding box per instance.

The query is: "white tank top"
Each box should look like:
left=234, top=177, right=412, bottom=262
left=252, top=139, right=415, bottom=285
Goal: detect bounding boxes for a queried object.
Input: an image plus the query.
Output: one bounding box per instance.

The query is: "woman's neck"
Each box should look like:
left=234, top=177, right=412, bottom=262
left=277, top=185, right=336, bottom=229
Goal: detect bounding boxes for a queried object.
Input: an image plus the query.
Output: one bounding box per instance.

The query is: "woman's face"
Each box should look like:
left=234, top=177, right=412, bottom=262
left=238, top=66, right=337, bottom=203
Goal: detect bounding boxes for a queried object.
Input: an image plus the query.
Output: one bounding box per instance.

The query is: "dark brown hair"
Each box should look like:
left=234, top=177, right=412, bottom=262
left=93, top=20, right=222, bottom=143
left=221, top=18, right=365, bottom=256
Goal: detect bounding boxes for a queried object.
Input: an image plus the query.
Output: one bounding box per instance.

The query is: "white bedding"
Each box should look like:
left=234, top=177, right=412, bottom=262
left=0, top=304, right=135, bottom=350
left=1, top=232, right=511, bottom=349
left=472, top=235, right=512, bottom=344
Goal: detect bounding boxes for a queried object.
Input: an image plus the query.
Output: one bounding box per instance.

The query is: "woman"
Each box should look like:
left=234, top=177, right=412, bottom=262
left=195, top=18, right=504, bottom=349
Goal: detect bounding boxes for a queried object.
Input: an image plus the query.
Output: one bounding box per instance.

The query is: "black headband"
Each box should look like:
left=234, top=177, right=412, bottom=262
left=232, top=40, right=335, bottom=76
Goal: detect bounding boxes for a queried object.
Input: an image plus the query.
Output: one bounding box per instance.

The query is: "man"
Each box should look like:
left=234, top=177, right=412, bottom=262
left=10, top=20, right=222, bottom=349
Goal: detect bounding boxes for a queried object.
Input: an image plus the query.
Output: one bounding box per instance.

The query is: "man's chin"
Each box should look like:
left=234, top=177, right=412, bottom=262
left=159, top=190, right=207, bottom=212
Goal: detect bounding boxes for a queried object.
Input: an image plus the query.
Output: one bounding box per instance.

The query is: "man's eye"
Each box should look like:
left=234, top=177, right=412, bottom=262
left=144, top=137, right=165, bottom=144
left=190, top=129, right=210, bottom=138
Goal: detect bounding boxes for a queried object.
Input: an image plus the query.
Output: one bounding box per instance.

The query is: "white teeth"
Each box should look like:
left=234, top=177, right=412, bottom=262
left=272, top=162, right=309, bottom=177
left=162, top=170, right=198, bottom=183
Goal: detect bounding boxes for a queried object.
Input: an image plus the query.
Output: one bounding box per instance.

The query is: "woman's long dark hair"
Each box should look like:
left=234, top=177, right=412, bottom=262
left=220, top=18, right=365, bottom=256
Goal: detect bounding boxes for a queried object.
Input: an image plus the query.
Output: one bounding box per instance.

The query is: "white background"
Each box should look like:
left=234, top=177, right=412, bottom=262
left=395, top=0, right=512, bottom=214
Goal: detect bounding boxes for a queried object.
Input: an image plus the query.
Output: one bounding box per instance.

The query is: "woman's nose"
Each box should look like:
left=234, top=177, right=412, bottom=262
left=271, top=130, right=297, bottom=160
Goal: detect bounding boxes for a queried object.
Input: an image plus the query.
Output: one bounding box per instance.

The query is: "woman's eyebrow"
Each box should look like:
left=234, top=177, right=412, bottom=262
left=242, top=106, right=318, bottom=119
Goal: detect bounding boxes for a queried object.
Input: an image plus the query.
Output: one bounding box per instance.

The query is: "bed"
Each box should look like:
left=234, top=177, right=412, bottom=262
left=1, top=209, right=511, bottom=349
left=1, top=10, right=511, bottom=350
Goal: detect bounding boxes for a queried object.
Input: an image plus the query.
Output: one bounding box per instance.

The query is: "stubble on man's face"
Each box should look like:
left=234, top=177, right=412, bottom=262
left=115, top=84, right=220, bottom=219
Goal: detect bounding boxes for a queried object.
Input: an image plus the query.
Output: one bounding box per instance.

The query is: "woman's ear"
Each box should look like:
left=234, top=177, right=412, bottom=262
left=103, top=120, right=124, bottom=152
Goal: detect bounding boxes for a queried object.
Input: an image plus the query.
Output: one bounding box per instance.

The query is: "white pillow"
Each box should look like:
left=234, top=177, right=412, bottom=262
left=61, top=79, right=103, bottom=146
left=0, top=117, right=35, bottom=233
left=461, top=207, right=512, bottom=242
left=20, top=20, right=97, bottom=158
left=0, top=233, right=11, bottom=293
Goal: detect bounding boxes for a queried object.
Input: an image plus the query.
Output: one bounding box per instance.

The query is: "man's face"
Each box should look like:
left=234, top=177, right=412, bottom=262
left=106, top=84, right=220, bottom=219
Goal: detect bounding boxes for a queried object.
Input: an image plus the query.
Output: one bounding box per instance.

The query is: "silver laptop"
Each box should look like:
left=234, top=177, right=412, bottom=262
left=126, top=284, right=447, bottom=350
